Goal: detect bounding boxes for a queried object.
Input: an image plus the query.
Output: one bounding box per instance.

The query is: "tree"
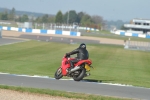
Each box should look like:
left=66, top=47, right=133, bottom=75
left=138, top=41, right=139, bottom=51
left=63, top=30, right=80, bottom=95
left=8, top=7, right=16, bottom=21
left=91, top=15, right=105, bottom=30
left=17, top=14, right=29, bottom=22
left=0, top=13, right=2, bottom=19
left=35, top=17, right=42, bottom=23
left=1, top=12, right=8, bottom=20
left=80, top=14, right=92, bottom=26
left=48, top=16, right=55, bottom=23
left=68, top=10, right=78, bottom=23
left=120, top=25, right=127, bottom=30
left=63, top=12, right=68, bottom=24
left=77, top=12, right=85, bottom=24
left=2, top=8, right=9, bottom=20
left=22, top=14, right=29, bottom=22
left=55, top=10, right=63, bottom=23
left=63, top=10, right=78, bottom=24
left=91, top=15, right=103, bottom=24
left=42, top=14, right=49, bottom=23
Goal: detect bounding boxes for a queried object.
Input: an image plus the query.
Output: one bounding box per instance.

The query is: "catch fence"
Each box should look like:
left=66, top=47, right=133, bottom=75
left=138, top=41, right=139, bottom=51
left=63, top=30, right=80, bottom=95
left=124, top=40, right=150, bottom=51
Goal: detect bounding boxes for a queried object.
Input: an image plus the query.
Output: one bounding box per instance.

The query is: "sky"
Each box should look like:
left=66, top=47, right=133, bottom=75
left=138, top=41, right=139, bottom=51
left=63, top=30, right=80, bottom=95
left=0, top=0, right=150, bottom=22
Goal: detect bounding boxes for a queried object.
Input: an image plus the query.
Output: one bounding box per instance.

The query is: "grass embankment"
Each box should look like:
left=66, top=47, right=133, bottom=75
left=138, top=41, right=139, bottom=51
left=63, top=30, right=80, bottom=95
left=0, top=85, right=131, bottom=100
left=82, top=30, right=150, bottom=42
left=0, top=40, right=150, bottom=87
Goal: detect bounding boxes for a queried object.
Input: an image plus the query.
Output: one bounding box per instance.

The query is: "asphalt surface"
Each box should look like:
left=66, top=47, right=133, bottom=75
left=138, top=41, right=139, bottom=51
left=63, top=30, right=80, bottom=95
left=0, top=38, right=27, bottom=46
left=0, top=73, right=150, bottom=100
left=3, top=34, right=100, bottom=44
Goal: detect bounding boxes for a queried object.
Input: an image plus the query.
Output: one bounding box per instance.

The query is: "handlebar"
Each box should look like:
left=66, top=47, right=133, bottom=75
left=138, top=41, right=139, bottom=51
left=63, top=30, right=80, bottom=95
left=64, top=55, right=70, bottom=58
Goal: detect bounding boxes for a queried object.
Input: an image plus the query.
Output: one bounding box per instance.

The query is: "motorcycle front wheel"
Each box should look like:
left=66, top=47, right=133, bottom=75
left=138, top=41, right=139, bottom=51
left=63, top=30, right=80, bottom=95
left=73, top=68, right=86, bottom=81
left=54, top=67, right=63, bottom=79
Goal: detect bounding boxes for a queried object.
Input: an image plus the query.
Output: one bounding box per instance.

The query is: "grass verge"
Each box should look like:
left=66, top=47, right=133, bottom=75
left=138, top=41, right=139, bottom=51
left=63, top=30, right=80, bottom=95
left=81, top=30, right=150, bottom=42
left=0, top=85, right=132, bottom=100
left=0, top=40, right=150, bottom=88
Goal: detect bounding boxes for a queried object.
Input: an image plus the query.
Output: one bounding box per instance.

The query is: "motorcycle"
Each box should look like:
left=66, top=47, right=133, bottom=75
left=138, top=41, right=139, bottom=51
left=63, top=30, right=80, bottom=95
left=54, top=55, right=93, bottom=81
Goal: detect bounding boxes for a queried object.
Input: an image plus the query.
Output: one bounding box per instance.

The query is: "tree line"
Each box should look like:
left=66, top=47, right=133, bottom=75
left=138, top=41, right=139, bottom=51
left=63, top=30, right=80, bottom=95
left=0, top=8, right=106, bottom=29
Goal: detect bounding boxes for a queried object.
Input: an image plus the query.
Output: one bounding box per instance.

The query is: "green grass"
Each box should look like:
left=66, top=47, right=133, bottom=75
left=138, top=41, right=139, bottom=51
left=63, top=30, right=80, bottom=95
left=0, top=40, right=150, bottom=88
left=0, top=85, right=132, bottom=100
left=82, top=30, right=150, bottom=42
left=0, top=24, right=18, bottom=27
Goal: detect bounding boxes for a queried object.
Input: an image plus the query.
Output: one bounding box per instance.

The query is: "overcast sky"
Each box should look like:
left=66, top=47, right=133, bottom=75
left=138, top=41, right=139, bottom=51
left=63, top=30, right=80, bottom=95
left=0, top=0, right=149, bottom=21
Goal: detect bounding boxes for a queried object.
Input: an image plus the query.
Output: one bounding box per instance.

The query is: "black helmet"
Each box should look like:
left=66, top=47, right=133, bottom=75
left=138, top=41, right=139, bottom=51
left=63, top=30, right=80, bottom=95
left=79, top=43, right=86, bottom=49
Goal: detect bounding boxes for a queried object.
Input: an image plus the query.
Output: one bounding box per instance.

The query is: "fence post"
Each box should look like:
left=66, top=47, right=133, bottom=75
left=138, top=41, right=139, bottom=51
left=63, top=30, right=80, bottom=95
left=0, top=28, right=2, bottom=38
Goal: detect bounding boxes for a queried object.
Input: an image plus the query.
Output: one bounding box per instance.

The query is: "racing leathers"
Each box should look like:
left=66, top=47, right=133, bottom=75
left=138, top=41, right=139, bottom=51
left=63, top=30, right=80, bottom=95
left=66, top=43, right=89, bottom=70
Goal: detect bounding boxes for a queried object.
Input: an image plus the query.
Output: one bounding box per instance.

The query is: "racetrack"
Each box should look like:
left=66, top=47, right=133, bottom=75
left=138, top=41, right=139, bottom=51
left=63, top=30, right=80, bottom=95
left=0, top=73, right=150, bottom=100
left=1, top=31, right=150, bottom=100
left=2, top=30, right=125, bottom=45
left=0, top=37, right=28, bottom=46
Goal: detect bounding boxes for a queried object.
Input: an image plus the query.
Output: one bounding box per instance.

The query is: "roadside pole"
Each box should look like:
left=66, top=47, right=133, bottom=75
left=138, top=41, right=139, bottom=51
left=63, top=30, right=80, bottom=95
left=0, top=28, right=2, bottom=38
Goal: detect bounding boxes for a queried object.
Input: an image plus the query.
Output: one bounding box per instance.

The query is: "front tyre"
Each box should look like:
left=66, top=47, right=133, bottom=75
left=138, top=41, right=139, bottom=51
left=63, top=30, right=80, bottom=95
left=73, top=68, right=86, bottom=81
left=54, top=67, right=63, bottom=79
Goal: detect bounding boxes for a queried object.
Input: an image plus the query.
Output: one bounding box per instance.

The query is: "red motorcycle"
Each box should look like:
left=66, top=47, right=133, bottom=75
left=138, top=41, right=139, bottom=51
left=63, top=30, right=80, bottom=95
left=54, top=55, right=93, bottom=81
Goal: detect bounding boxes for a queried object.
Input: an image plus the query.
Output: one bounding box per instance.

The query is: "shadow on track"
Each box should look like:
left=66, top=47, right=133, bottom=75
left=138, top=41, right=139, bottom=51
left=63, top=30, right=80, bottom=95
left=82, top=79, right=114, bottom=83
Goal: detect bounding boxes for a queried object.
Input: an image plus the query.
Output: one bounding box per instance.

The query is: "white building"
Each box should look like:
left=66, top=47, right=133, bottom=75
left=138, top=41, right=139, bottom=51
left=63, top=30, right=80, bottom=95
left=124, top=18, right=150, bottom=34
left=24, top=22, right=32, bottom=29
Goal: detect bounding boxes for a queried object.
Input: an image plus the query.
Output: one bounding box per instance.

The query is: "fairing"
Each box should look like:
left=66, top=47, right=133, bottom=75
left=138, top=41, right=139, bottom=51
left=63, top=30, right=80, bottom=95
left=61, top=56, right=92, bottom=76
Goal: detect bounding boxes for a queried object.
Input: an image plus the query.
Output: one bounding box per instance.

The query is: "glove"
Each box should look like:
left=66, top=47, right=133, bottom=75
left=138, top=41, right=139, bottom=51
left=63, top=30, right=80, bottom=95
left=66, top=53, right=69, bottom=56
left=65, top=53, right=70, bottom=57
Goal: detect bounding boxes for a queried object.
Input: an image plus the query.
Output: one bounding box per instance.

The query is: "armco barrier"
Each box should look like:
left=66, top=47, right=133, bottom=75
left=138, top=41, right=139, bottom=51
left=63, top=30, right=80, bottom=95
left=0, top=26, right=81, bottom=36
left=111, top=30, right=150, bottom=39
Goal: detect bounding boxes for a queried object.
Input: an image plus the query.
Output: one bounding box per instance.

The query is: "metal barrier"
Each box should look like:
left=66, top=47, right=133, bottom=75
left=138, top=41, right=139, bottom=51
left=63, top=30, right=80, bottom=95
left=124, top=40, right=150, bottom=51
left=0, top=26, right=81, bottom=36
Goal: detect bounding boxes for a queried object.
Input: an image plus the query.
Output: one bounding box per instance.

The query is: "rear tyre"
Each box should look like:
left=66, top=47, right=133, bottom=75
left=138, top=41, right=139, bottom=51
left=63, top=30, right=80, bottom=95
left=73, top=68, right=86, bottom=81
left=54, top=67, right=63, bottom=79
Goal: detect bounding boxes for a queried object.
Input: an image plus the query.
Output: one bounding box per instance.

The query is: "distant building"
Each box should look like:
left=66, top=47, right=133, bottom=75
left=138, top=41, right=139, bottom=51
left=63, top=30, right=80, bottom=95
left=16, top=22, right=32, bottom=28
left=24, top=22, right=32, bottom=29
left=124, top=18, right=150, bottom=34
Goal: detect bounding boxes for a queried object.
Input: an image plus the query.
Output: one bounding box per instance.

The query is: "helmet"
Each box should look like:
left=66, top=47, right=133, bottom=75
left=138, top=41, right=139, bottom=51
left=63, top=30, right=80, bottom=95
left=79, top=43, right=86, bottom=49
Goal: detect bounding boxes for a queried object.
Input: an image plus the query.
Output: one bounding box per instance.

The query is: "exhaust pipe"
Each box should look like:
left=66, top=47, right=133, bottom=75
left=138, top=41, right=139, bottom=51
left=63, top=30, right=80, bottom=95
left=84, top=73, right=90, bottom=77
left=70, top=66, right=81, bottom=73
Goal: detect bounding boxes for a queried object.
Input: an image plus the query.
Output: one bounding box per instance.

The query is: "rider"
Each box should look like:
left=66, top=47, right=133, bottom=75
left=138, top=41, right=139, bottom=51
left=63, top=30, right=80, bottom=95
left=65, top=43, right=89, bottom=71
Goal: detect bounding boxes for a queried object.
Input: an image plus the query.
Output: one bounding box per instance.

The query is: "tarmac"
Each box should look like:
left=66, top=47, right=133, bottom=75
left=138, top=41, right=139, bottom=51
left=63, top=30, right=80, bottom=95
left=1, top=30, right=124, bottom=46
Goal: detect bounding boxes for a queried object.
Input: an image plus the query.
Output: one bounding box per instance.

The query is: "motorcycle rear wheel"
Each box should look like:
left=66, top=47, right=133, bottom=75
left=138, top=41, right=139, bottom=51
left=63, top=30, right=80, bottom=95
left=54, top=67, right=63, bottom=79
left=73, top=68, right=86, bottom=81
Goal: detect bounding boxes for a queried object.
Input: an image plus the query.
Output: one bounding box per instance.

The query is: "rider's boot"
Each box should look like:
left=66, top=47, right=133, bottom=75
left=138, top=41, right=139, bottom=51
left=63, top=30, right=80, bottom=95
left=68, top=61, right=74, bottom=72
